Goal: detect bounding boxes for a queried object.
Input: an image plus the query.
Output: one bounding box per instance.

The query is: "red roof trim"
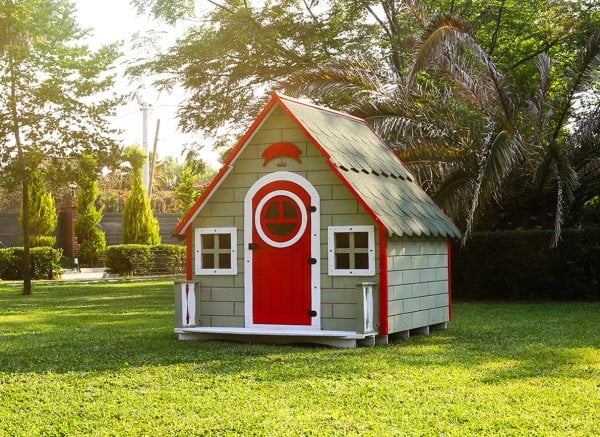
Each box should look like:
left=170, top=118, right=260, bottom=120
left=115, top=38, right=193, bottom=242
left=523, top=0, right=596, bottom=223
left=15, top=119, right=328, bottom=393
left=173, top=96, right=279, bottom=235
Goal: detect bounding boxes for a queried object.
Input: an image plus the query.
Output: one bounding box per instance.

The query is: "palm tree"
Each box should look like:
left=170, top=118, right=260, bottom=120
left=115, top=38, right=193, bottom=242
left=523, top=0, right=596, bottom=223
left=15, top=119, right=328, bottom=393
left=283, top=7, right=600, bottom=246
left=409, top=15, right=599, bottom=244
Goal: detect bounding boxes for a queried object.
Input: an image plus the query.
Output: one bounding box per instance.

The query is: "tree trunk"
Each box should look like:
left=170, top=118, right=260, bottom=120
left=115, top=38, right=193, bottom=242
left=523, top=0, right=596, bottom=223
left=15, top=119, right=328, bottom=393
left=22, top=177, right=32, bottom=295
left=9, top=54, right=32, bottom=294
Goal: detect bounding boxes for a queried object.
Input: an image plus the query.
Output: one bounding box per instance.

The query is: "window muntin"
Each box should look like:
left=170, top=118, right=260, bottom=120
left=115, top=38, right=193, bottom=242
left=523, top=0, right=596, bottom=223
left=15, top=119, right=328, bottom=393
left=254, top=190, right=307, bottom=248
left=195, top=227, right=237, bottom=275
left=328, top=226, right=375, bottom=276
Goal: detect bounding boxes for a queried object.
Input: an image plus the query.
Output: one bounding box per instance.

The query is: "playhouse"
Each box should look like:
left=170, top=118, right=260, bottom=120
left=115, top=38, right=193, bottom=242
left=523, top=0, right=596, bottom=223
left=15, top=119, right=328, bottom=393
left=173, top=92, right=460, bottom=347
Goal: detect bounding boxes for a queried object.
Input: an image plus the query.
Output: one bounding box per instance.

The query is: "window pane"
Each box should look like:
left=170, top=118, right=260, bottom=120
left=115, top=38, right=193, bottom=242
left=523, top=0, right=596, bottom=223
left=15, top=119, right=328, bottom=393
left=283, top=200, right=297, bottom=218
left=218, top=233, right=231, bottom=249
left=202, top=253, right=214, bottom=269
left=265, top=202, right=279, bottom=219
left=354, top=232, right=369, bottom=248
left=201, top=234, right=214, bottom=250
left=219, top=253, right=231, bottom=269
left=335, top=253, right=350, bottom=269
left=335, top=232, right=350, bottom=248
left=267, top=223, right=296, bottom=237
left=354, top=253, right=369, bottom=269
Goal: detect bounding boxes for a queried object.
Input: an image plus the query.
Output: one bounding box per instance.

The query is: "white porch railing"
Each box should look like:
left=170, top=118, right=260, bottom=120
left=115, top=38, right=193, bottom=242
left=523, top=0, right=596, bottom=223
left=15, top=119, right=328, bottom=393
left=175, top=281, right=196, bottom=327
left=356, top=282, right=376, bottom=334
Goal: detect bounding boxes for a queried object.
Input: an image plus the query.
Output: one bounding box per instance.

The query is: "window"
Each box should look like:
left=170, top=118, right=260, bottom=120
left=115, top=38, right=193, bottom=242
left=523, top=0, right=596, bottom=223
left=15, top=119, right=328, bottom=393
left=195, top=227, right=237, bottom=275
left=328, top=226, right=375, bottom=276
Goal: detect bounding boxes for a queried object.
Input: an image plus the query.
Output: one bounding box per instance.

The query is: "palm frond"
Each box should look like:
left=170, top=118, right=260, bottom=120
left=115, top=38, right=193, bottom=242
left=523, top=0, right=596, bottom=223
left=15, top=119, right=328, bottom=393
left=552, top=32, right=600, bottom=139
left=283, top=60, right=390, bottom=104
left=464, top=127, right=522, bottom=239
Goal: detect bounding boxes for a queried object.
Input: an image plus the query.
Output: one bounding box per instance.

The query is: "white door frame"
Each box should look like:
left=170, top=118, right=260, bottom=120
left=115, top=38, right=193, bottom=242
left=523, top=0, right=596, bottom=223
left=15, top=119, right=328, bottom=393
left=244, top=171, right=321, bottom=330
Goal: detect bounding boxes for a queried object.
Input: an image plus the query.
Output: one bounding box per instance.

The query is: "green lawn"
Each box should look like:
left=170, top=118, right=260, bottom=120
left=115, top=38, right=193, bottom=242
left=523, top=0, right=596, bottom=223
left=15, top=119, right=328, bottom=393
left=0, top=280, right=598, bottom=436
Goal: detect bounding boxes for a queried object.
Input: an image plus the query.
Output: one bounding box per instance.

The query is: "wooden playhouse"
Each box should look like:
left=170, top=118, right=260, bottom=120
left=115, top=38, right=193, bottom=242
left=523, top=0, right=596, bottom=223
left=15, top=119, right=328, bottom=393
left=173, top=93, right=460, bottom=348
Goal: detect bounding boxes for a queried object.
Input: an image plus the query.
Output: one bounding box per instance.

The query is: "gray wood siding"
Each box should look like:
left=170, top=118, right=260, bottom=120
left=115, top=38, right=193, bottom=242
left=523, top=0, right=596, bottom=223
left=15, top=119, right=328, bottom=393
left=386, top=238, right=450, bottom=333
left=191, top=106, right=380, bottom=331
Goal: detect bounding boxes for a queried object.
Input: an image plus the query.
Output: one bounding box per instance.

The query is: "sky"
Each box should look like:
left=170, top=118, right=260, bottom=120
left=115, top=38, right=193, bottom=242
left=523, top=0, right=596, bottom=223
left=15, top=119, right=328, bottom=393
left=74, top=0, right=220, bottom=167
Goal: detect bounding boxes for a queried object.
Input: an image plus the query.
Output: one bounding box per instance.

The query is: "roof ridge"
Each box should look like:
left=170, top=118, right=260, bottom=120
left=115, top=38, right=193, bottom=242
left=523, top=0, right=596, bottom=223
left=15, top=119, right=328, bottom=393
left=274, top=92, right=366, bottom=124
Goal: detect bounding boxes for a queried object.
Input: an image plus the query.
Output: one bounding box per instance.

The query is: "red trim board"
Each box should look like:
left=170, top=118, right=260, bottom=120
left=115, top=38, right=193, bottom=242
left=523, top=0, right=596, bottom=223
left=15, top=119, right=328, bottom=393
left=378, top=228, right=389, bottom=335
left=447, top=239, right=453, bottom=321
left=186, top=227, right=193, bottom=280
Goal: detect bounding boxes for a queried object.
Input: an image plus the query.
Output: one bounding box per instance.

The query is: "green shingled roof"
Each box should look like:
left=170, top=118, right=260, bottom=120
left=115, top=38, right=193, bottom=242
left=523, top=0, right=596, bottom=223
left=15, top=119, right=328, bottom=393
left=280, top=95, right=461, bottom=239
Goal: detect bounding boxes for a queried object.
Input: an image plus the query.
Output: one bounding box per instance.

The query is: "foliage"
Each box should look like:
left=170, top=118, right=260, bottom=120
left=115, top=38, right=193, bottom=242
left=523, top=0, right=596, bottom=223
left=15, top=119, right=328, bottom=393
left=0, top=281, right=599, bottom=434
left=582, top=195, right=600, bottom=225
left=173, top=161, right=200, bottom=213
left=74, top=154, right=106, bottom=266
left=18, top=170, right=57, bottom=247
left=282, top=2, right=600, bottom=245
left=0, top=246, right=62, bottom=280
left=129, top=0, right=382, bottom=134
left=104, top=244, right=153, bottom=276
left=103, top=244, right=184, bottom=276
left=130, top=0, right=600, bottom=246
left=122, top=146, right=161, bottom=245
left=452, top=228, right=600, bottom=300
left=153, top=243, right=186, bottom=275
left=0, top=0, right=121, bottom=293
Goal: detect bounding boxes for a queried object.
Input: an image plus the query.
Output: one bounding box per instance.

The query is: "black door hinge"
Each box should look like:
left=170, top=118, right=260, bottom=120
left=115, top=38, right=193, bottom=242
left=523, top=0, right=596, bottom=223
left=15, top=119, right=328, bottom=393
left=248, top=242, right=259, bottom=250
left=308, top=258, right=317, bottom=265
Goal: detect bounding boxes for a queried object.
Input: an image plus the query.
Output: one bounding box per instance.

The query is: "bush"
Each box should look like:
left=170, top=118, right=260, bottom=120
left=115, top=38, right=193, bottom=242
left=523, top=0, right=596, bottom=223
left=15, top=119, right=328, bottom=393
left=0, top=247, right=63, bottom=280
left=30, top=235, right=56, bottom=248
left=153, top=244, right=186, bottom=276
left=103, top=244, right=186, bottom=277
left=452, top=228, right=600, bottom=300
left=104, top=245, right=153, bottom=276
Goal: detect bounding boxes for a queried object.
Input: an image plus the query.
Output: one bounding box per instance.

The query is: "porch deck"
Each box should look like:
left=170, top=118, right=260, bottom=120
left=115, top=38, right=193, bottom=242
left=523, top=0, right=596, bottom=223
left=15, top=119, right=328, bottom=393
left=174, top=327, right=380, bottom=348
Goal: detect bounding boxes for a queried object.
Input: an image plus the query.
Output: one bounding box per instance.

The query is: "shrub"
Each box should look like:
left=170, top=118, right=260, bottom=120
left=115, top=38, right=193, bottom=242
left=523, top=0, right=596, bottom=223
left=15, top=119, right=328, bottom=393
left=153, top=244, right=186, bottom=276
left=20, top=170, right=58, bottom=244
left=452, top=228, right=600, bottom=300
left=75, top=156, right=107, bottom=266
left=0, top=247, right=63, bottom=280
left=122, top=147, right=161, bottom=245
left=30, top=235, right=56, bottom=248
left=104, top=244, right=185, bottom=277
left=104, top=245, right=153, bottom=276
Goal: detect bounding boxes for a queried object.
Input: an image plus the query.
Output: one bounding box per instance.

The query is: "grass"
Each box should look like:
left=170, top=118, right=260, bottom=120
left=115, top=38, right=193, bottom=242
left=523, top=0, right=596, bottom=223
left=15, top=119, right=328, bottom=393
left=0, top=280, right=599, bottom=436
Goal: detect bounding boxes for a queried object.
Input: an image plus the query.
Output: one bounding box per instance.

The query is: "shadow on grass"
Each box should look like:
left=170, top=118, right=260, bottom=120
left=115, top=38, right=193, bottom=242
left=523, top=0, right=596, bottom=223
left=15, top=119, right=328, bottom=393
left=1, top=281, right=598, bottom=383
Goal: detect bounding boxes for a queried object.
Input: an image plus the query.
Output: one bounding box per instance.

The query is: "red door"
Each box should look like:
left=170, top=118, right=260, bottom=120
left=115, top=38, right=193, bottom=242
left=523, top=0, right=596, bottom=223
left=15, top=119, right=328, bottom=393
left=252, top=180, right=312, bottom=325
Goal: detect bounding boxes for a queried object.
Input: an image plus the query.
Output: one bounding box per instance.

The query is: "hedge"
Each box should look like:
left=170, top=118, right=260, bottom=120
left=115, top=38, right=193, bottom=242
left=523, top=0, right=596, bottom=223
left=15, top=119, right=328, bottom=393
left=0, top=247, right=63, bottom=280
left=104, top=244, right=185, bottom=276
left=452, top=228, right=600, bottom=300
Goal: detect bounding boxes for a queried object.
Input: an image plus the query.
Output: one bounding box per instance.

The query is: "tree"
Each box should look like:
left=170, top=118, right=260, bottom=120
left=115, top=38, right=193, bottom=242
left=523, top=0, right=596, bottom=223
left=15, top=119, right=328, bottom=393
left=283, top=2, right=600, bottom=244
left=74, top=154, right=106, bottom=266
left=173, top=161, right=200, bottom=213
left=131, top=0, right=599, bottom=243
left=19, top=169, right=57, bottom=247
left=122, top=146, right=161, bottom=245
left=129, top=0, right=382, bottom=133
left=0, top=0, right=120, bottom=294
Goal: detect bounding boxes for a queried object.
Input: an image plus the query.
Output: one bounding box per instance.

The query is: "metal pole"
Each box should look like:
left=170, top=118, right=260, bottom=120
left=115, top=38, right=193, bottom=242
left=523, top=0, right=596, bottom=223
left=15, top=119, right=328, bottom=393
left=140, top=101, right=151, bottom=190
left=148, top=119, right=160, bottom=197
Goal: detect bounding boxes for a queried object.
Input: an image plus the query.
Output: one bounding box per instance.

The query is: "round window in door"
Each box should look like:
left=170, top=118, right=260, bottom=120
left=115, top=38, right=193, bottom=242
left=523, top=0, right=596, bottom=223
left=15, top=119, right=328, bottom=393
left=254, top=190, right=307, bottom=248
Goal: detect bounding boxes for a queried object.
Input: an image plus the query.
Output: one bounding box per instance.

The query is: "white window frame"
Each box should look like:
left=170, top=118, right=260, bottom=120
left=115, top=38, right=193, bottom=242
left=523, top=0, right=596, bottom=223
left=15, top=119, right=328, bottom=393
left=328, top=225, right=375, bottom=276
left=195, top=227, right=237, bottom=275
